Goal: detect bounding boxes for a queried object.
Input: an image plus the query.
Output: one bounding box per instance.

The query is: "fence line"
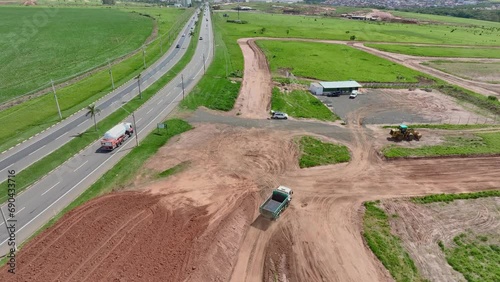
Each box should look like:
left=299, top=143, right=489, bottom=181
left=356, top=114, right=500, bottom=126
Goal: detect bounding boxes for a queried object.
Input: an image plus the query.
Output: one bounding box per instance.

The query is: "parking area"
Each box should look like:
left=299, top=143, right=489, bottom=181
left=317, top=88, right=492, bottom=125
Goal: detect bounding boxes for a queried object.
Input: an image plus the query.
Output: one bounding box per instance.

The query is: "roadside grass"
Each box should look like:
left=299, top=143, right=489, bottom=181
left=298, top=136, right=350, bottom=168
left=383, top=124, right=500, bottom=130
left=257, top=40, right=427, bottom=83
left=272, top=88, right=339, bottom=121
left=444, top=232, right=500, bottom=282
left=365, top=44, right=500, bottom=58
left=383, top=131, right=500, bottom=158
left=0, top=7, right=192, bottom=153
left=411, top=190, right=500, bottom=204
left=425, top=61, right=500, bottom=84
left=180, top=13, right=241, bottom=111
left=0, top=6, right=153, bottom=102
left=157, top=161, right=190, bottom=178
left=0, top=19, right=201, bottom=204
left=215, top=11, right=500, bottom=45
left=363, top=201, right=426, bottom=282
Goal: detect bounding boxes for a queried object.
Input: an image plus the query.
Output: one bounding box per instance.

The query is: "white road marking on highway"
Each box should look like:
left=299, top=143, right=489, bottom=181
left=42, top=181, right=60, bottom=196
left=159, top=99, right=163, bottom=103
left=73, top=160, right=88, bottom=172
left=54, top=134, right=66, bottom=141
left=146, top=108, right=154, bottom=114
left=137, top=118, right=142, bottom=123
left=28, top=145, right=46, bottom=156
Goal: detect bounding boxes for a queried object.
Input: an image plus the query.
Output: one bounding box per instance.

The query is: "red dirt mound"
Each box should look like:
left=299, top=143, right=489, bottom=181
left=0, top=192, right=210, bottom=281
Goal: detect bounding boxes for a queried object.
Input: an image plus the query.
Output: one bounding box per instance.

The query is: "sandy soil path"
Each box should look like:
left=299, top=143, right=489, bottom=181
left=230, top=38, right=273, bottom=119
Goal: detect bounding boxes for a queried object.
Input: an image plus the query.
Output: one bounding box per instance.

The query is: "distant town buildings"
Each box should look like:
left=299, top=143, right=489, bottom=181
left=322, top=0, right=479, bottom=8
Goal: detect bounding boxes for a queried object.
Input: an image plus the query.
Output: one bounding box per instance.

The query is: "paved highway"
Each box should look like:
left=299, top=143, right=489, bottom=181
left=0, top=5, right=214, bottom=256
left=0, top=10, right=200, bottom=185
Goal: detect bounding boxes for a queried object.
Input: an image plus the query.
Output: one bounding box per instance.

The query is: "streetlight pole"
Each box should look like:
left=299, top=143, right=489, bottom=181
left=142, top=45, right=146, bottom=69
left=121, top=105, right=139, bottom=147
left=181, top=74, right=185, bottom=100
left=131, top=111, right=139, bottom=147
left=108, top=59, right=114, bottom=90
left=203, top=54, right=206, bottom=74
left=51, top=79, right=62, bottom=120
left=136, top=74, right=142, bottom=99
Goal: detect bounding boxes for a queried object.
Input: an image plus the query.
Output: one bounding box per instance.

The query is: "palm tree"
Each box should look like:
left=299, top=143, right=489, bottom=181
left=85, top=104, right=101, bottom=131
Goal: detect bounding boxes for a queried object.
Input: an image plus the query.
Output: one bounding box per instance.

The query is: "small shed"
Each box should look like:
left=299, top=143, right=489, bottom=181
left=309, top=81, right=362, bottom=95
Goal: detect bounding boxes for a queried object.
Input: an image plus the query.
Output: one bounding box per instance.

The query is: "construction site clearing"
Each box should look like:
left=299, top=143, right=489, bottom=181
left=1, top=36, right=499, bottom=282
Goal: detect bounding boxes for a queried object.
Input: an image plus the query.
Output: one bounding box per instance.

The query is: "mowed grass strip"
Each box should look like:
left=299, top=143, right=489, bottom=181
left=0, top=7, right=192, bottom=153
left=425, top=61, right=500, bottom=83
left=257, top=40, right=426, bottom=82
left=411, top=190, right=500, bottom=204
left=0, top=6, right=153, bottom=102
left=216, top=11, right=500, bottom=45
left=363, top=201, right=426, bottom=282
left=272, top=88, right=339, bottom=121
left=383, top=132, right=500, bottom=158
left=298, top=136, right=350, bottom=168
left=444, top=233, right=500, bottom=282
left=365, top=44, right=500, bottom=58
left=0, top=19, right=202, bottom=204
left=181, top=15, right=240, bottom=111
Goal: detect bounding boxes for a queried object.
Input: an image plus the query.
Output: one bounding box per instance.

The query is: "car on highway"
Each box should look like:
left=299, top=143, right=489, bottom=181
left=176, top=44, right=180, bottom=48
left=349, top=90, right=359, bottom=99
left=270, top=111, right=288, bottom=120
left=199, top=36, right=203, bottom=40
left=182, top=34, right=185, bottom=37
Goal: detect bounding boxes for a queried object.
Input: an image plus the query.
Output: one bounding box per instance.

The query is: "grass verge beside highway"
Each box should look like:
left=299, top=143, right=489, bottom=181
left=363, top=201, right=426, bottom=282
left=272, top=88, right=339, bottom=121
left=0, top=19, right=202, bottom=204
left=0, top=8, right=193, bottom=153
left=298, top=136, right=350, bottom=168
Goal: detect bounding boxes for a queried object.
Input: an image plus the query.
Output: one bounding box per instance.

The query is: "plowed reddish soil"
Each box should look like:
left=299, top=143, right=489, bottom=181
left=3, top=37, right=499, bottom=282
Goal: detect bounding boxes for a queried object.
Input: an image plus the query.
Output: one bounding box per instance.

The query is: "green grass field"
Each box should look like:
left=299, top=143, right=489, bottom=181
left=412, top=190, right=500, bottom=204
left=363, top=201, right=426, bottom=282
left=298, top=136, right=350, bottom=168
left=0, top=7, right=191, bottom=153
left=425, top=61, right=500, bottom=83
left=215, top=11, right=500, bottom=45
left=257, top=40, right=426, bottom=82
left=444, top=232, right=500, bottom=282
left=0, top=18, right=201, bottom=203
left=271, top=88, right=339, bottom=121
left=0, top=6, right=153, bottom=102
left=383, top=131, right=500, bottom=158
left=365, top=44, right=500, bottom=58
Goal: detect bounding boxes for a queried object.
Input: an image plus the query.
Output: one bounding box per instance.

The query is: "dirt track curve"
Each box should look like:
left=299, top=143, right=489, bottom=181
left=2, top=37, right=499, bottom=282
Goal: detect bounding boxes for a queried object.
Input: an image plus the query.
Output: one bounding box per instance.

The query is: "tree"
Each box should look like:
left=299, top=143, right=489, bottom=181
left=102, top=0, right=115, bottom=5
left=86, top=104, right=101, bottom=131
left=350, top=35, right=356, bottom=41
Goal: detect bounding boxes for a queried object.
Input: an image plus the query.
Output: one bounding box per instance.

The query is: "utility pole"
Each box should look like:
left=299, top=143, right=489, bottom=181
left=51, top=79, right=62, bottom=120
left=132, top=111, right=139, bottom=146
left=160, top=33, right=163, bottom=54
left=136, top=74, right=142, bottom=99
left=142, top=45, right=146, bottom=69
left=181, top=74, right=185, bottom=100
left=203, top=54, right=206, bottom=74
left=108, top=59, right=114, bottom=90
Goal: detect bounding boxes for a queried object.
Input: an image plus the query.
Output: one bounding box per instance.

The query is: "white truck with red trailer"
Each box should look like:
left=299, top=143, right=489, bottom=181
left=100, top=122, right=134, bottom=151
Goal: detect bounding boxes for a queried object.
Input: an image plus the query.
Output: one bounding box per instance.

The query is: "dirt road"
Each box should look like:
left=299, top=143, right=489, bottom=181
left=2, top=36, right=499, bottom=282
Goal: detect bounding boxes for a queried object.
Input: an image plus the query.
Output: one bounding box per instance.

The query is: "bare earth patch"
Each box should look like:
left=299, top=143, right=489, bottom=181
left=381, top=197, right=500, bottom=282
